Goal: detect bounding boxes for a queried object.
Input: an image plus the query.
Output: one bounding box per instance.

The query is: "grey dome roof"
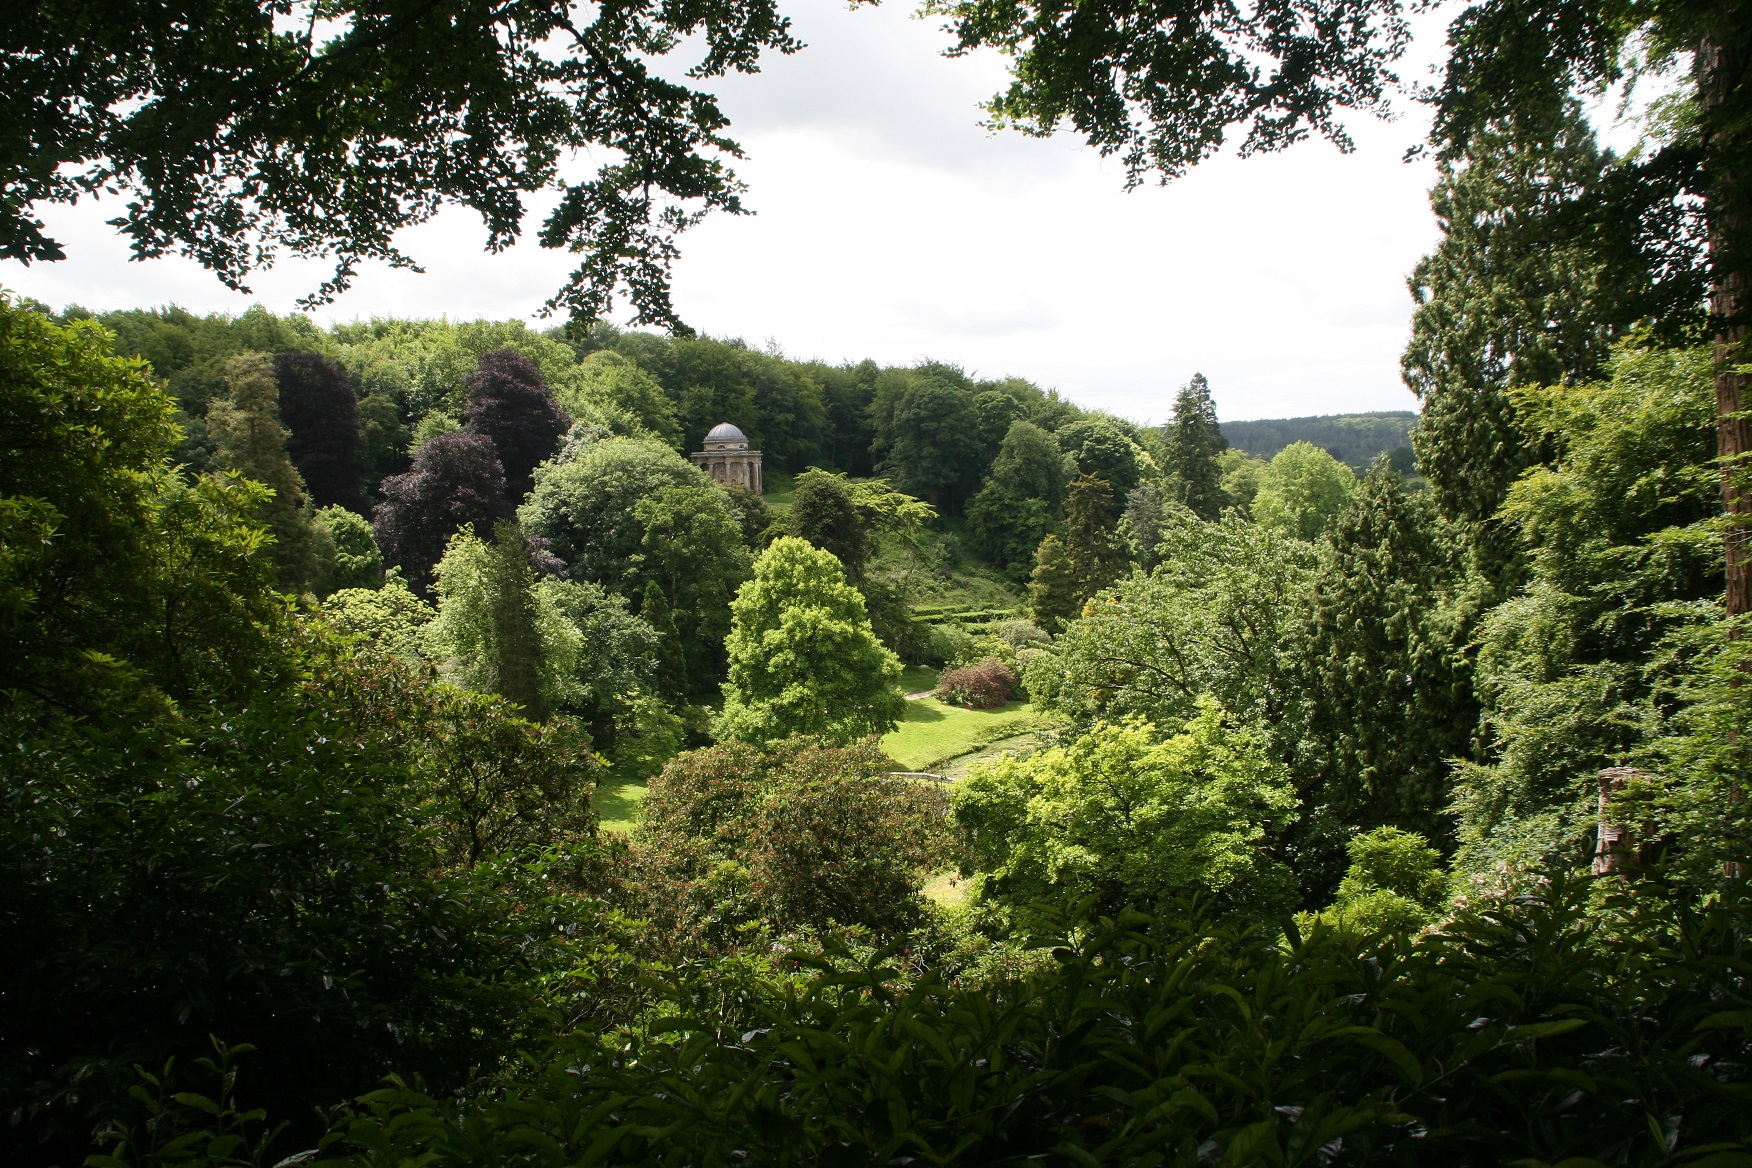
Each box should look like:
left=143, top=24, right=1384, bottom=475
left=704, top=422, right=747, bottom=443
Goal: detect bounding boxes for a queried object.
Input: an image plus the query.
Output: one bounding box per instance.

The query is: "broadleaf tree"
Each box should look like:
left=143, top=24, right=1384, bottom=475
left=2, top=0, right=805, bottom=327
left=715, top=537, right=905, bottom=745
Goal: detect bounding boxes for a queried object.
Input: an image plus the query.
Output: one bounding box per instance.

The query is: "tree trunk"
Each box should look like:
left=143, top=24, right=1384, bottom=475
left=1699, top=31, right=1752, bottom=620
left=1593, top=767, right=1644, bottom=877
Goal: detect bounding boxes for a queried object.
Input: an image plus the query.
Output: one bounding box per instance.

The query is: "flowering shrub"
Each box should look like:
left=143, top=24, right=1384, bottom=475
left=936, top=657, right=1018, bottom=709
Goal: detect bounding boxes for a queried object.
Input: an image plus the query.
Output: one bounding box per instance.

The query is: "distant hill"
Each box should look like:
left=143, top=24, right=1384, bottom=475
left=1220, top=411, right=1418, bottom=472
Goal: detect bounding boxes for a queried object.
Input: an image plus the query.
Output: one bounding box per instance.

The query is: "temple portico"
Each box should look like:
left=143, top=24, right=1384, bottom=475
left=689, top=421, right=763, bottom=494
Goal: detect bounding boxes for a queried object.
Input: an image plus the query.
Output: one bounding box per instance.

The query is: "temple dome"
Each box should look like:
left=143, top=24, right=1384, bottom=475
left=704, top=422, right=748, bottom=445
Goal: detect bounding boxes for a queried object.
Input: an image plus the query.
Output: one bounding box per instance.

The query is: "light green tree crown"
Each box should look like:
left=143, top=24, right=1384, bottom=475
left=715, top=536, right=904, bottom=746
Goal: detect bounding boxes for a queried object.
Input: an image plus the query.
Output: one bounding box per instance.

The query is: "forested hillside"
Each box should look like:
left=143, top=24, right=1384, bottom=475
left=5, top=0, right=1752, bottom=1163
left=1221, top=411, right=1418, bottom=472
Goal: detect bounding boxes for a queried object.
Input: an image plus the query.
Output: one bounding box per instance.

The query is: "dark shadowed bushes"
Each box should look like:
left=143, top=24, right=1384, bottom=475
left=110, top=870, right=1752, bottom=1166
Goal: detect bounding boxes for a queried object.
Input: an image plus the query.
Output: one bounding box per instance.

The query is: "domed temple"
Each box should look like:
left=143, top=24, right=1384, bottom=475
left=689, top=422, right=763, bottom=494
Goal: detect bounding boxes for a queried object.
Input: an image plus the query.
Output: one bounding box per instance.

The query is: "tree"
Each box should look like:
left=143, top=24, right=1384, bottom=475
left=0, top=294, right=282, bottom=709
left=640, top=579, right=690, bottom=698
left=790, top=468, right=869, bottom=581
left=632, top=482, right=753, bottom=688
left=715, top=537, right=904, bottom=745
left=633, top=738, right=949, bottom=949
left=1027, top=534, right=1080, bottom=635
left=462, top=349, right=570, bottom=502
left=787, top=468, right=935, bottom=585
left=1253, top=441, right=1357, bottom=541
left=205, top=353, right=324, bottom=591
left=322, top=575, right=435, bottom=662
left=1037, top=509, right=1317, bottom=733
left=275, top=351, right=368, bottom=513
left=874, top=376, right=984, bottom=511
left=1403, top=105, right=1654, bottom=534
left=974, top=390, right=1025, bottom=463
left=936, top=0, right=1748, bottom=624
left=373, top=431, right=514, bottom=594
left=314, top=504, right=384, bottom=594
left=1291, top=460, right=1475, bottom=855
left=426, top=524, right=548, bottom=718
left=520, top=439, right=750, bottom=691
left=4, top=0, right=801, bottom=327
left=1061, top=474, right=1127, bottom=605
left=1056, top=417, right=1141, bottom=501
left=953, top=703, right=1300, bottom=938
left=969, top=420, right=1072, bottom=578
left=562, top=351, right=682, bottom=449
left=1450, top=344, right=1722, bottom=877
left=1166, top=374, right=1228, bottom=519
left=1119, top=480, right=1171, bottom=568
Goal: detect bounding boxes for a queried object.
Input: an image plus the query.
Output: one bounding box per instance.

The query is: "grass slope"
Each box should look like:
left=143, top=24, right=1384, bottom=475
left=594, top=780, right=647, bottom=834
left=881, top=697, right=1047, bottom=772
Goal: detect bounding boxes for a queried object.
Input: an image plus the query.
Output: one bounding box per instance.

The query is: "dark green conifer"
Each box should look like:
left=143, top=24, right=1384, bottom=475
left=1167, top=374, right=1228, bottom=519
left=641, top=578, right=690, bottom=699
left=1403, top=103, right=1656, bottom=540
left=1291, top=460, right=1475, bottom=862
left=1063, top=474, right=1127, bottom=604
left=485, top=521, right=547, bottom=720
left=1027, top=535, right=1080, bottom=634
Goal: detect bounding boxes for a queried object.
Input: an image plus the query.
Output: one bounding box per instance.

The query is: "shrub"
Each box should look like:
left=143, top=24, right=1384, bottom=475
left=632, top=737, right=951, bottom=950
left=1302, top=826, right=1450, bottom=937
left=204, top=870, right=1752, bottom=1167
left=924, top=622, right=974, bottom=667
left=936, top=657, right=1018, bottom=708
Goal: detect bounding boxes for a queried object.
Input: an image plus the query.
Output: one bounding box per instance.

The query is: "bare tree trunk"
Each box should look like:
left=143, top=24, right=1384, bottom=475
left=1699, top=30, right=1751, bottom=861
left=1593, top=767, right=1644, bottom=877
left=1700, top=32, right=1751, bottom=621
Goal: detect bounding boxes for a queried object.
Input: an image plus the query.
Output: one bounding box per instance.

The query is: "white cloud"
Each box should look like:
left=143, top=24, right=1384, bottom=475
left=1, top=0, right=1465, bottom=422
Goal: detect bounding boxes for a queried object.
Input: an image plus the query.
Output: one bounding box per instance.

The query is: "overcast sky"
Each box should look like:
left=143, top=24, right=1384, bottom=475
left=2, top=1, right=1485, bottom=423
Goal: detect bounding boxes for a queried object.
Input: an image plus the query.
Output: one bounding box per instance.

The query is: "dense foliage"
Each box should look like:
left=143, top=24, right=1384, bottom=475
left=630, top=737, right=951, bottom=948
left=716, top=537, right=905, bottom=745
left=7, top=5, right=1752, bottom=1148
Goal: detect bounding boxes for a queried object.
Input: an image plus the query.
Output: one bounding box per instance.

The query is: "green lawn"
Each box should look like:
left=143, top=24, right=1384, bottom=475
left=881, top=697, right=1048, bottom=772
left=594, top=780, right=647, bottom=834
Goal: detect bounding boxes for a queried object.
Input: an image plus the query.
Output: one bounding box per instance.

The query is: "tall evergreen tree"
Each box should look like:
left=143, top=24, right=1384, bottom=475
left=205, top=353, right=323, bottom=592
left=1167, top=373, right=1228, bottom=519
left=1403, top=104, right=1653, bottom=533
left=640, top=579, right=690, bottom=699
left=483, top=521, right=548, bottom=720
left=274, top=351, right=369, bottom=513
left=1063, top=474, right=1128, bottom=604
left=462, top=348, right=570, bottom=501
left=1291, top=460, right=1475, bottom=862
left=373, top=431, right=514, bottom=594
left=1027, top=535, right=1079, bottom=635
